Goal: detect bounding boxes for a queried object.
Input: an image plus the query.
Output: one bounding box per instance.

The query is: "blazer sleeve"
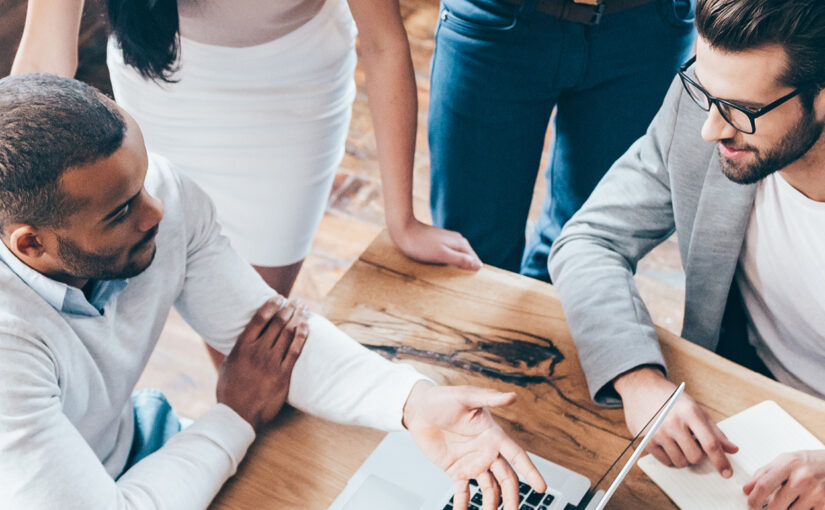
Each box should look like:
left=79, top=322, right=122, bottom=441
left=548, top=77, right=685, bottom=406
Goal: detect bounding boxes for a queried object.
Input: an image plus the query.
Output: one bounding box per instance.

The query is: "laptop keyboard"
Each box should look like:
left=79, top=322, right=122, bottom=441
left=442, top=479, right=555, bottom=510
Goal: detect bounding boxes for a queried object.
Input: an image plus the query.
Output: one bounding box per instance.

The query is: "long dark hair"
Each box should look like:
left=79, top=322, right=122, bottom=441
left=107, top=0, right=180, bottom=82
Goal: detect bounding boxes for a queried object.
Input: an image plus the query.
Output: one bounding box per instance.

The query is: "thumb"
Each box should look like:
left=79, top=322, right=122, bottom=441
left=458, top=386, right=516, bottom=409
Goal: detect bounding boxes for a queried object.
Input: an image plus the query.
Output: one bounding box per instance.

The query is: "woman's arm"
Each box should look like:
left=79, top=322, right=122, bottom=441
left=11, top=0, right=84, bottom=77
left=348, top=0, right=482, bottom=270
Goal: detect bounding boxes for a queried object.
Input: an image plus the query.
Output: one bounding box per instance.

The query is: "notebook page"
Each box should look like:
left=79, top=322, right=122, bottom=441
left=637, top=400, right=825, bottom=509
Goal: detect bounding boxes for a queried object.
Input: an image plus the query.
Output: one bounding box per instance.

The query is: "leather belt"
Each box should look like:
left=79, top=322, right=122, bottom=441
left=501, top=0, right=654, bottom=25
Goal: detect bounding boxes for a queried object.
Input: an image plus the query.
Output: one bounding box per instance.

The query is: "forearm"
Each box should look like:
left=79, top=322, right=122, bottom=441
left=360, top=34, right=418, bottom=235
left=0, top=351, right=254, bottom=510
left=11, top=0, right=84, bottom=77
left=612, top=365, right=668, bottom=400
left=550, top=235, right=666, bottom=405
left=286, top=313, right=429, bottom=430
left=115, top=404, right=255, bottom=509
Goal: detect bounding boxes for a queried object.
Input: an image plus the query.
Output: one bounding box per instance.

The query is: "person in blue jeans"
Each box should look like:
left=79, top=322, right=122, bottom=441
left=429, top=0, right=696, bottom=280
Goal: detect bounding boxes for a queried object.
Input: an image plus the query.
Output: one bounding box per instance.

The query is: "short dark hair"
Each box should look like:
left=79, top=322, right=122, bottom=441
left=696, top=0, right=825, bottom=96
left=0, top=74, right=125, bottom=234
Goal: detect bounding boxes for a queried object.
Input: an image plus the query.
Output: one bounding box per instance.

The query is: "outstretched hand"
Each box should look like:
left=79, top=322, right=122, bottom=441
left=402, top=382, right=547, bottom=510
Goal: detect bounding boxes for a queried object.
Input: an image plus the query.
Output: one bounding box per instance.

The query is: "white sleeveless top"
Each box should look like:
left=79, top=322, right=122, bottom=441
left=178, top=0, right=327, bottom=47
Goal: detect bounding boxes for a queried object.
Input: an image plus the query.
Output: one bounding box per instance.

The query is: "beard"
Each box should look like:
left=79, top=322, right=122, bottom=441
left=719, top=107, right=824, bottom=185
left=56, top=227, right=157, bottom=281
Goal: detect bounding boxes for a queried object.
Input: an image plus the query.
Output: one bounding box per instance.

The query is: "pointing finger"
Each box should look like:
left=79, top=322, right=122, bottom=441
left=691, top=416, right=737, bottom=477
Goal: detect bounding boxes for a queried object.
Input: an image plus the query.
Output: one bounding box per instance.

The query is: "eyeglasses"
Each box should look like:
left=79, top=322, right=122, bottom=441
left=678, top=56, right=804, bottom=135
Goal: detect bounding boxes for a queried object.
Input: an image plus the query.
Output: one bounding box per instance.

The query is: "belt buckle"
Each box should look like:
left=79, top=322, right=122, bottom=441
left=572, top=0, right=605, bottom=25
left=573, top=0, right=606, bottom=25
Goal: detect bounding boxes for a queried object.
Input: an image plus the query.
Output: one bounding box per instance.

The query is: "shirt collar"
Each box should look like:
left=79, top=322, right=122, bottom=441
left=0, top=240, right=128, bottom=317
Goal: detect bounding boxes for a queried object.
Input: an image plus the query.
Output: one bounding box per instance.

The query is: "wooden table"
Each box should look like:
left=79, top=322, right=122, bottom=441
left=212, top=231, right=825, bottom=509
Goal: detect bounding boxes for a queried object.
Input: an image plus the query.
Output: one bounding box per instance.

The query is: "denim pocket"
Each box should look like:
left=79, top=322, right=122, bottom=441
left=439, top=0, right=521, bottom=37
left=657, top=0, right=695, bottom=29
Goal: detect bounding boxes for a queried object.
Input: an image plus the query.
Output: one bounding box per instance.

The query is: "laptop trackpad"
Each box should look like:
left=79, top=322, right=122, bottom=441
left=343, top=474, right=424, bottom=510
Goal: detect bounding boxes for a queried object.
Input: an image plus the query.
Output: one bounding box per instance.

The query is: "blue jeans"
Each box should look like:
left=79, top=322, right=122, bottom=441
left=120, top=389, right=182, bottom=474
left=428, top=0, right=695, bottom=280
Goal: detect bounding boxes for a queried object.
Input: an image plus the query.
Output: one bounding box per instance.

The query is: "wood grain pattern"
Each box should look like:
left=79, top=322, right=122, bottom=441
left=211, top=230, right=825, bottom=509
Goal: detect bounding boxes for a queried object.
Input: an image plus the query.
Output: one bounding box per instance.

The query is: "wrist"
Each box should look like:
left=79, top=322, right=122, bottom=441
left=216, top=386, right=261, bottom=431
left=402, top=380, right=435, bottom=429
left=385, top=208, right=417, bottom=239
left=613, top=365, right=667, bottom=400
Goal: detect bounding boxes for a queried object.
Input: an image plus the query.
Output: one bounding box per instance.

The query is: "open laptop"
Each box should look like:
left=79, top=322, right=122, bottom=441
left=329, top=382, right=684, bottom=510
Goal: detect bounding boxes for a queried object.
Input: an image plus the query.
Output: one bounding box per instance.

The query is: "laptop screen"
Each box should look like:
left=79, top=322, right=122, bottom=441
left=570, top=383, right=685, bottom=510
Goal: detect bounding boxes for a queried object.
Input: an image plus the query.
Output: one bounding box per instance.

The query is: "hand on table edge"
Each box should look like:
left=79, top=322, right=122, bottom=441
left=401, top=380, right=547, bottom=510
left=743, top=450, right=825, bottom=510
left=613, top=366, right=739, bottom=478
left=389, top=217, right=483, bottom=271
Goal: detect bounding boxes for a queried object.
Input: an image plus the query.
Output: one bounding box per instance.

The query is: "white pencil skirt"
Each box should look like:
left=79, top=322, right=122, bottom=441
left=107, top=0, right=357, bottom=266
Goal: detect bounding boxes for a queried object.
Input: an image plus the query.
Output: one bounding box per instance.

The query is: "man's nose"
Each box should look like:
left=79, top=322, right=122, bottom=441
left=137, top=192, right=164, bottom=232
left=700, top=104, right=739, bottom=142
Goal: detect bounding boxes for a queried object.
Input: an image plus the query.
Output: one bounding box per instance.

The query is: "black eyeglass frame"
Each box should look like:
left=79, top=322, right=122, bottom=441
left=678, top=55, right=805, bottom=135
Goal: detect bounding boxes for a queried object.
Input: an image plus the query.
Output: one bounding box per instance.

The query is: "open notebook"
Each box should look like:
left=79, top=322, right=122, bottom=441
left=638, top=400, right=825, bottom=509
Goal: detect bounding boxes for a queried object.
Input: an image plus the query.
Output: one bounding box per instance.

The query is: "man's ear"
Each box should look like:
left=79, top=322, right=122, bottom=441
left=6, top=225, right=48, bottom=260
left=815, top=86, right=825, bottom=114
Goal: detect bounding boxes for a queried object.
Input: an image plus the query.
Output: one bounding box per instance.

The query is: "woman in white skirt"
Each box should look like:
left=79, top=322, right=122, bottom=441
left=13, top=0, right=482, bottom=301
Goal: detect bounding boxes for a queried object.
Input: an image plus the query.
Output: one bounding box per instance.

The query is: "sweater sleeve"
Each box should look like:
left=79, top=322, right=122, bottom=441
left=287, top=314, right=429, bottom=430
left=171, top=169, right=429, bottom=431
left=0, top=333, right=255, bottom=510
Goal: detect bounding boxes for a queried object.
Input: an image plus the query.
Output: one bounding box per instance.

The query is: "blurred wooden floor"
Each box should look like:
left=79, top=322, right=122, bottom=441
left=1, top=0, right=685, bottom=419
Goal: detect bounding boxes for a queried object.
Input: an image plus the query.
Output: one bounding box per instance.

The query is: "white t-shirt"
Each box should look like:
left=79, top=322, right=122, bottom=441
left=736, top=172, right=825, bottom=398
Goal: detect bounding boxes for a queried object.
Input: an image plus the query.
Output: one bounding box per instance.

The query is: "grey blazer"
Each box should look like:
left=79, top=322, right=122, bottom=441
left=548, top=77, right=758, bottom=406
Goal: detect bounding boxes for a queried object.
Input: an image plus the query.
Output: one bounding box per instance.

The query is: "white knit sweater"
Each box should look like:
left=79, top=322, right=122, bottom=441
left=0, top=155, right=425, bottom=509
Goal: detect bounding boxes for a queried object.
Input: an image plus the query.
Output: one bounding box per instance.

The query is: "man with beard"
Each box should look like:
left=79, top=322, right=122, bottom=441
left=0, top=73, right=546, bottom=510
left=548, top=0, right=825, bottom=508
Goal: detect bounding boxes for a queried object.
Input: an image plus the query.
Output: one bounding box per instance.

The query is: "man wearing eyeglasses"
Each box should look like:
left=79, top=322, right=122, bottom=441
left=548, top=0, right=825, bottom=508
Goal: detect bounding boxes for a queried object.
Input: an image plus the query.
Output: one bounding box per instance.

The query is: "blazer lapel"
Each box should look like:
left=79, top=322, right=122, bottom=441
left=682, top=151, right=757, bottom=350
